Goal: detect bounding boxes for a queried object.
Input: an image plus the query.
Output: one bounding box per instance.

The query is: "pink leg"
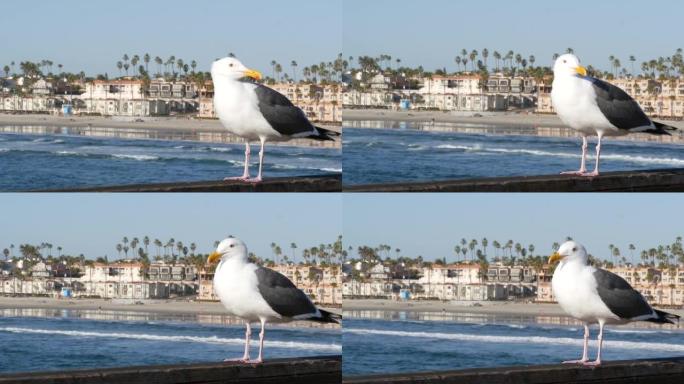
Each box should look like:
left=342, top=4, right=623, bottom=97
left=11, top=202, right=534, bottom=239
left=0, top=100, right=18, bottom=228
left=561, top=136, right=588, bottom=175
left=254, top=319, right=266, bottom=363
left=224, top=322, right=251, bottom=362
left=580, top=133, right=602, bottom=177
left=245, top=139, right=265, bottom=183
left=583, top=320, right=605, bottom=366
left=563, top=323, right=590, bottom=364
left=224, top=143, right=251, bottom=181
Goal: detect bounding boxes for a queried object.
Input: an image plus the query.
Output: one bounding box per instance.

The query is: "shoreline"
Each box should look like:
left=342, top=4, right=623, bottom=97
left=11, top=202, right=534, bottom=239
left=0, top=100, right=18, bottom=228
left=343, top=298, right=684, bottom=318
left=0, top=296, right=341, bottom=316
left=342, top=109, right=684, bottom=129
left=0, top=113, right=342, bottom=148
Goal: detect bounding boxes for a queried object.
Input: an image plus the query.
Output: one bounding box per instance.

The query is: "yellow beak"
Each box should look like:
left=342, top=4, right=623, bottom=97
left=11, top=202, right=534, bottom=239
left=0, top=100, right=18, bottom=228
left=548, top=252, right=565, bottom=264
left=244, top=68, right=262, bottom=81
left=575, top=66, right=587, bottom=77
left=207, top=251, right=222, bottom=264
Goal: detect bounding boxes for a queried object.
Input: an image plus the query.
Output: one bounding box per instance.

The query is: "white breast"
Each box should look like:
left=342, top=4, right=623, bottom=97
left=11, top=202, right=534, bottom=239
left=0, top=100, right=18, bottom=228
left=213, top=258, right=280, bottom=322
left=551, top=77, right=621, bottom=137
left=551, top=262, right=621, bottom=324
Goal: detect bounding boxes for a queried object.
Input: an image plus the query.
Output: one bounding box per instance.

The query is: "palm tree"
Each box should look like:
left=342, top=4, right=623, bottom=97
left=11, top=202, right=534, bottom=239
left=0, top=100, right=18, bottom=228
left=290, top=243, right=297, bottom=264
left=154, top=56, right=162, bottom=76
left=116, top=61, right=123, bottom=77
left=629, top=55, right=636, bottom=75
left=454, top=56, right=462, bottom=72
left=275, top=63, right=282, bottom=82
left=191, top=60, right=197, bottom=73
left=143, top=53, right=150, bottom=73
left=291, top=60, right=298, bottom=82
left=469, top=50, right=478, bottom=71
left=3, top=65, right=9, bottom=77
left=493, top=51, right=501, bottom=71
left=482, top=48, right=489, bottom=68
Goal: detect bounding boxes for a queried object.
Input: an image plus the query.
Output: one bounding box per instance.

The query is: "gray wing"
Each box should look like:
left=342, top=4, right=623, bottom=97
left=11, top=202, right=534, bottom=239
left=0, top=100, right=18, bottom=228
left=251, top=84, right=317, bottom=137
left=593, top=268, right=654, bottom=320
left=254, top=266, right=318, bottom=318
left=587, top=77, right=652, bottom=130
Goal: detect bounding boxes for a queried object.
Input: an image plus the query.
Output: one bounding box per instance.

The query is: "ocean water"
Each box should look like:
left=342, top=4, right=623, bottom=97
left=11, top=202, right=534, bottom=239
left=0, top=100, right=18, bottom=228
left=0, top=308, right=341, bottom=374
left=0, top=129, right=340, bottom=190
left=342, top=310, right=684, bottom=376
left=342, top=126, right=684, bottom=185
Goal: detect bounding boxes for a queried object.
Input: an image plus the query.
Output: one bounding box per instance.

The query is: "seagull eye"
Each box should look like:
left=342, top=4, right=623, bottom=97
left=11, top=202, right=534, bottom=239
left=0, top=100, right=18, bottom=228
left=572, top=247, right=577, bottom=252
left=563, top=60, right=567, bottom=63
left=229, top=63, right=234, bottom=67
left=230, top=244, right=235, bottom=248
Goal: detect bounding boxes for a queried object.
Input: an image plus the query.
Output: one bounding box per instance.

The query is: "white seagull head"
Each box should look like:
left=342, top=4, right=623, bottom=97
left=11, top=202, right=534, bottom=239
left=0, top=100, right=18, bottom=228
left=207, top=236, right=248, bottom=264
left=553, top=53, right=587, bottom=78
left=549, top=240, right=588, bottom=265
left=210, top=57, right=262, bottom=81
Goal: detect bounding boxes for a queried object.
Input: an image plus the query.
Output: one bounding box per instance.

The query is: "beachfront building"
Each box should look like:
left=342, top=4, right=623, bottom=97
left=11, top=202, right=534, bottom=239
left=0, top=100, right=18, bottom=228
left=79, top=80, right=167, bottom=116
left=146, top=79, right=198, bottom=113
left=0, top=277, right=54, bottom=295
left=485, top=74, right=538, bottom=108
left=343, top=73, right=508, bottom=111
left=198, top=81, right=215, bottom=118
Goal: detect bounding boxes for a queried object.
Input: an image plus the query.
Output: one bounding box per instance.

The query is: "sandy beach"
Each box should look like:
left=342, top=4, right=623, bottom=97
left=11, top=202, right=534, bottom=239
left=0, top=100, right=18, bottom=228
left=343, top=298, right=684, bottom=318
left=343, top=109, right=684, bottom=130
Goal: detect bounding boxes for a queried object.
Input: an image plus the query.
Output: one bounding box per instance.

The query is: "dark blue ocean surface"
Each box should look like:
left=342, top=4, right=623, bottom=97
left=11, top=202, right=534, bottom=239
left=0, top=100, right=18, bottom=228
left=342, top=127, right=684, bottom=185
left=342, top=311, right=684, bottom=375
left=0, top=131, right=340, bottom=190
left=0, top=309, right=340, bottom=374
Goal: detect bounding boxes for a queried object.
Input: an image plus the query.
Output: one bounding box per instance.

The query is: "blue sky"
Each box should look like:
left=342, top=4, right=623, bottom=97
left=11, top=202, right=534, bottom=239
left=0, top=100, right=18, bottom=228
left=0, top=194, right=341, bottom=260
left=0, top=0, right=341, bottom=76
left=343, top=194, right=684, bottom=262
left=344, top=0, right=683, bottom=73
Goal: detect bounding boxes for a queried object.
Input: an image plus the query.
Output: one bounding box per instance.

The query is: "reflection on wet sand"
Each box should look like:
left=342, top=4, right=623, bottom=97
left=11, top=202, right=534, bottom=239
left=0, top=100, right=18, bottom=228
left=344, top=309, right=681, bottom=330
left=0, top=308, right=339, bottom=329
left=345, top=120, right=684, bottom=144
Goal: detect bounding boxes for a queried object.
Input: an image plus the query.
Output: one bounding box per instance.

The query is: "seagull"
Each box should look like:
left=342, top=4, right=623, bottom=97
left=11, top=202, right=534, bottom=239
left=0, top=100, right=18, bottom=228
left=207, top=236, right=341, bottom=363
left=549, top=241, right=679, bottom=366
left=551, top=53, right=676, bottom=176
left=210, top=57, right=340, bottom=183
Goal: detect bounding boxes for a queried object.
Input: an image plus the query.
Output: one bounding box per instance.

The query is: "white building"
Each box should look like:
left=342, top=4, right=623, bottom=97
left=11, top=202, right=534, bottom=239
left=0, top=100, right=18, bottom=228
left=79, top=80, right=167, bottom=116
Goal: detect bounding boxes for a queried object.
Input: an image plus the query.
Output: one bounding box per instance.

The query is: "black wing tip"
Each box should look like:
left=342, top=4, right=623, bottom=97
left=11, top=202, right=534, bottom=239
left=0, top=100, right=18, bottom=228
left=310, top=126, right=341, bottom=141
left=647, top=309, right=680, bottom=324
left=651, top=121, right=678, bottom=136
left=313, top=309, right=342, bottom=324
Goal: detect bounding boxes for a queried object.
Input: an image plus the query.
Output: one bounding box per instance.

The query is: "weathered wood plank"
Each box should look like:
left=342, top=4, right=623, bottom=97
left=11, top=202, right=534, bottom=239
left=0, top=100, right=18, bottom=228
left=34, top=175, right=342, bottom=193
left=0, top=355, right=341, bottom=384
left=343, top=357, right=684, bottom=384
left=345, top=168, right=684, bottom=192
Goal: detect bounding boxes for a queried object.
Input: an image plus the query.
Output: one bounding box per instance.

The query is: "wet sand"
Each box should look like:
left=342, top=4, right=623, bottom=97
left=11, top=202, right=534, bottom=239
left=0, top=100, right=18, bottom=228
left=343, top=298, right=684, bottom=318
left=343, top=109, right=684, bottom=130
